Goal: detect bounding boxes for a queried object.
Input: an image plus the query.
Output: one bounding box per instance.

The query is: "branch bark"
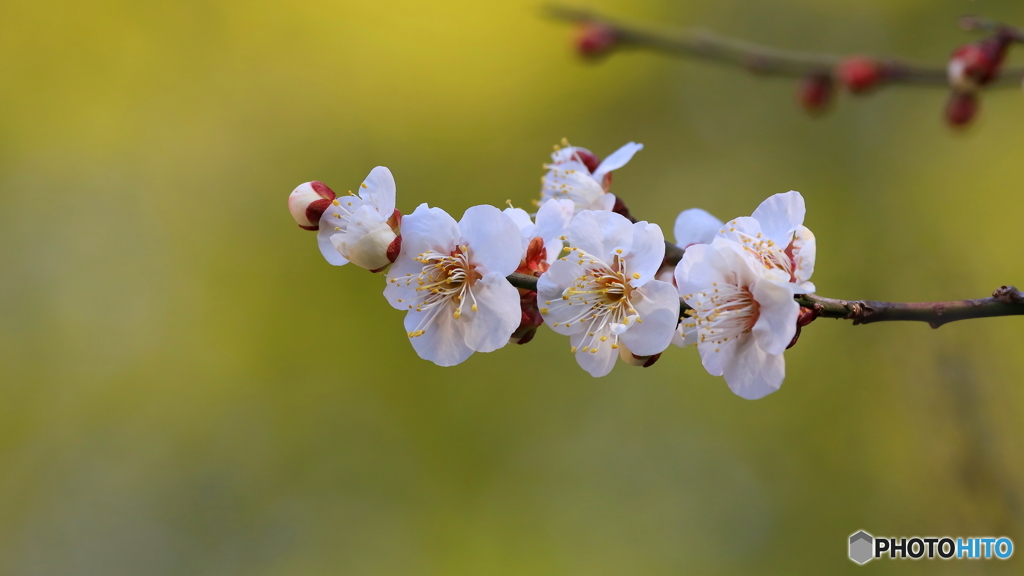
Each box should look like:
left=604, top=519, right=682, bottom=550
left=547, top=5, right=1024, bottom=89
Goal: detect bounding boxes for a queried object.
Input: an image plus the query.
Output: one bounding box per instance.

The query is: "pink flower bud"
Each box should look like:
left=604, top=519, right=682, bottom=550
left=288, top=181, right=336, bottom=230
left=945, top=90, right=979, bottom=128
left=948, top=37, right=1009, bottom=91
left=798, top=74, right=834, bottom=114
left=510, top=291, right=544, bottom=345
left=836, top=57, right=883, bottom=94
left=575, top=22, right=619, bottom=58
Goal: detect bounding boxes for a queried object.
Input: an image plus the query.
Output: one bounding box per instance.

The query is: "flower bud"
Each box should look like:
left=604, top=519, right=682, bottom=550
left=836, top=57, right=883, bottom=94
left=332, top=219, right=398, bottom=271
left=510, top=291, right=544, bottom=345
left=945, top=90, right=979, bottom=128
left=948, top=37, right=1010, bottom=91
left=798, top=73, right=834, bottom=114
left=618, top=344, right=661, bottom=367
left=288, top=181, right=336, bottom=230
left=575, top=22, right=619, bottom=58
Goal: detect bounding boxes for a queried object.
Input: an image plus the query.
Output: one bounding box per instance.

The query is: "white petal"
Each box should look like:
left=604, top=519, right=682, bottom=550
left=503, top=207, right=535, bottom=246
left=316, top=196, right=365, bottom=266
left=592, top=142, right=643, bottom=183
left=400, top=203, right=459, bottom=257
left=624, top=221, right=665, bottom=288
left=750, top=191, right=805, bottom=244
left=697, top=339, right=735, bottom=377
left=571, top=330, right=618, bottom=377
left=345, top=221, right=397, bottom=270
left=537, top=262, right=588, bottom=336
left=596, top=193, right=616, bottom=212
left=618, top=280, right=678, bottom=356
left=461, top=274, right=520, bottom=353
left=459, top=205, right=524, bottom=276
left=358, top=166, right=397, bottom=217
left=751, top=279, right=799, bottom=356
left=674, top=208, right=723, bottom=248
left=533, top=198, right=574, bottom=244
left=383, top=258, right=424, bottom=310
left=568, top=210, right=633, bottom=262
left=791, top=225, right=816, bottom=288
left=722, top=337, right=785, bottom=400
left=674, top=243, right=729, bottom=298
left=404, top=305, right=474, bottom=367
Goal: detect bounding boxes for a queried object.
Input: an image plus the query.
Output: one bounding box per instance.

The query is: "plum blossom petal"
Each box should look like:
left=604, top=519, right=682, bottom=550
left=533, top=198, right=574, bottom=245
left=674, top=208, right=723, bottom=249
left=623, top=221, right=665, bottom=288
left=592, top=142, right=643, bottom=183
left=722, top=337, right=785, bottom=400
left=750, top=190, right=804, bottom=243
left=751, top=278, right=799, bottom=356
left=359, top=166, right=397, bottom=217
left=403, top=307, right=474, bottom=367
left=317, top=195, right=364, bottom=266
left=618, top=280, right=679, bottom=356
left=572, top=329, right=619, bottom=377
left=569, top=210, right=633, bottom=261
left=458, top=205, right=523, bottom=276
left=400, top=203, right=460, bottom=257
left=461, top=274, right=522, bottom=353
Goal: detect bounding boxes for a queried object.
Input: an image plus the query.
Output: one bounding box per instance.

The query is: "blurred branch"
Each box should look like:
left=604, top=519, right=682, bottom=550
left=547, top=5, right=1024, bottom=89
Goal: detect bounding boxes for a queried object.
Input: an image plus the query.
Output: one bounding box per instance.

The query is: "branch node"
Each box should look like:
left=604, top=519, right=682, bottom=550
left=993, top=285, right=1024, bottom=303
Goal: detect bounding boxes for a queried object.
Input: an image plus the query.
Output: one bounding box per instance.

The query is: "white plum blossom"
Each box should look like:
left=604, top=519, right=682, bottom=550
left=538, top=210, right=679, bottom=377
left=540, top=140, right=644, bottom=213
left=718, top=191, right=816, bottom=293
left=675, top=237, right=800, bottom=400
left=316, top=166, right=399, bottom=271
left=503, top=198, right=575, bottom=271
left=384, top=204, right=524, bottom=366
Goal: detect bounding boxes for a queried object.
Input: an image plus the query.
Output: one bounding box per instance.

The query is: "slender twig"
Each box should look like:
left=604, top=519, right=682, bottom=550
left=508, top=270, right=1024, bottom=328
left=547, top=5, right=1024, bottom=89
left=797, top=286, right=1024, bottom=328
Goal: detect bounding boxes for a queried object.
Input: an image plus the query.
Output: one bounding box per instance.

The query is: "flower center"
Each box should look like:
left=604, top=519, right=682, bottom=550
left=732, top=229, right=797, bottom=282
left=542, top=248, right=641, bottom=355
left=684, top=282, right=760, bottom=352
left=396, top=244, right=482, bottom=337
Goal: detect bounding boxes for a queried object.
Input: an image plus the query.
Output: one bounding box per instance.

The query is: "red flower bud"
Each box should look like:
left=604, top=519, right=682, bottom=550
left=798, top=74, right=834, bottom=114
left=510, top=290, right=544, bottom=345
left=386, top=234, right=402, bottom=264
left=945, top=90, right=979, bottom=128
left=575, top=22, right=619, bottom=58
left=288, top=181, right=336, bottom=230
left=948, top=36, right=1010, bottom=91
left=836, top=57, right=883, bottom=94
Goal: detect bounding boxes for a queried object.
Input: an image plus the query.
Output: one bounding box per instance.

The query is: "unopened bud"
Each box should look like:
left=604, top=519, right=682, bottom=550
left=575, top=22, right=619, bottom=58
left=618, top=344, right=661, bottom=367
left=836, top=57, right=883, bottom=94
left=945, top=90, right=979, bottom=128
left=288, top=181, right=336, bottom=230
left=948, top=37, right=1010, bottom=91
left=510, top=291, right=544, bottom=345
left=332, top=220, right=397, bottom=271
left=798, top=73, right=834, bottom=114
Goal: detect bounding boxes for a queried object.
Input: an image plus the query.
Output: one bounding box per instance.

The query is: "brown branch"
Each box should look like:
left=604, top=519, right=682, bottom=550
left=509, top=270, right=1024, bottom=328
left=547, top=5, right=1024, bottom=89
left=796, top=286, right=1024, bottom=329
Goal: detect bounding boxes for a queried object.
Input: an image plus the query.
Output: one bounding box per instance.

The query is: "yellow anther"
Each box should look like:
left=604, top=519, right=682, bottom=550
left=361, top=182, right=368, bottom=188
left=471, top=304, right=478, bottom=312
left=540, top=307, right=548, bottom=314
left=332, top=199, right=340, bottom=206
left=570, top=346, right=577, bottom=353
left=611, top=343, right=619, bottom=349
left=453, top=310, right=461, bottom=319
left=632, top=273, right=641, bottom=279
left=600, top=336, right=608, bottom=342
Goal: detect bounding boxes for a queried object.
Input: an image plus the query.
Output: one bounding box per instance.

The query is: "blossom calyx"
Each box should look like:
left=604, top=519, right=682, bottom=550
left=945, top=90, right=979, bottom=128
left=288, top=181, right=337, bottom=230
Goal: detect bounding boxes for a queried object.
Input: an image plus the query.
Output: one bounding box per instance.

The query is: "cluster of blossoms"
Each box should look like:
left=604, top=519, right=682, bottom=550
left=288, top=141, right=817, bottom=399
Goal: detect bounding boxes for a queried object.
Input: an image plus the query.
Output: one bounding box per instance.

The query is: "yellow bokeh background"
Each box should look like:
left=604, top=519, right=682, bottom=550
left=1, top=0, right=1023, bottom=573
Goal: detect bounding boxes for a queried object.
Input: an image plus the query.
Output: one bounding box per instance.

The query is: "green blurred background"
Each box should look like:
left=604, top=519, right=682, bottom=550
left=1, top=0, right=1023, bottom=573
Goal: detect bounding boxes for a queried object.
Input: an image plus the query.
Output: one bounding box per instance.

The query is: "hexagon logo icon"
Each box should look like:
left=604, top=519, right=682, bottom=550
left=849, top=531, right=874, bottom=564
